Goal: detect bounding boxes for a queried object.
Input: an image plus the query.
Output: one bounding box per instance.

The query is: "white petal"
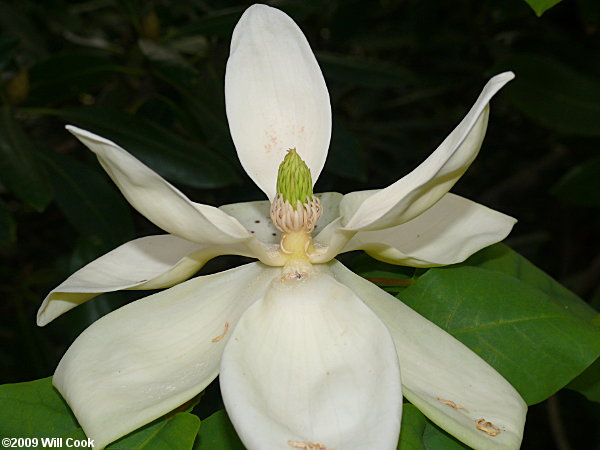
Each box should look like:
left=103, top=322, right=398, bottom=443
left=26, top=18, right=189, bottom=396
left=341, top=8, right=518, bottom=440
left=329, top=261, right=526, bottom=450
left=220, top=192, right=343, bottom=245
left=225, top=4, right=331, bottom=199
left=342, top=193, right=517, bottom=267
left=53, top=262, right=280, bottom=449
left=37, top=234, right=265, bottom=326
left=220, top=267, right=402, bottom=450
left=66, top=125, right=250, bottom=245
left=343, top=72, right=514, bottom=231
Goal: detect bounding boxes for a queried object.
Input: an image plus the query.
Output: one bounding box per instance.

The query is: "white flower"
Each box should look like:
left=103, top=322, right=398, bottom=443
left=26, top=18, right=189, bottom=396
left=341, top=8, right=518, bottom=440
left=38, top=4, right=526, bottom=450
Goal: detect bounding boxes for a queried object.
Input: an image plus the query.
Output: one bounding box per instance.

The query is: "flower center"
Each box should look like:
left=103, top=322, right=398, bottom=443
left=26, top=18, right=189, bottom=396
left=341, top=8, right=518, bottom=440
left=270, top=149, right=322, bottom=266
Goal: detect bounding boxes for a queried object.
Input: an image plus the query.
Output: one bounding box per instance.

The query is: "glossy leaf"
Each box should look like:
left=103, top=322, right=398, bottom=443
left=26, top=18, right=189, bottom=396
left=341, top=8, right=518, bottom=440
left=0, top=377, right=79, bottom=439
left=498, top=54, right=600, bottom=136
left=194, top=410, right=244, bottom=450
left=0, top=107, right=53, bottom=211
left=0, top=377, right=201, bottom=449
left=397, top=404, right=427, bottom=450
left=523, top=0, right=563, bottom=16
left=568, top=358, right=600, bottom=403
left=109, top=413, right=200, bottom=449
left=397, top=404, right=469, bottom=450
left=399, top=263, right=600, bottom=405
left=39, top=151, right=134, bottom=251
left=459, top=243, right=598, bottom=322
left=552, top=157, right=600, bottom=207
left=58, top=107, right=239, bottom=189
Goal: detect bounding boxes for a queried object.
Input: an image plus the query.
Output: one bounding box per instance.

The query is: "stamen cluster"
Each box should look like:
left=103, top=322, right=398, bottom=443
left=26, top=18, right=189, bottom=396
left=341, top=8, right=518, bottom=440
left=270, top=194, right=322, bottom=234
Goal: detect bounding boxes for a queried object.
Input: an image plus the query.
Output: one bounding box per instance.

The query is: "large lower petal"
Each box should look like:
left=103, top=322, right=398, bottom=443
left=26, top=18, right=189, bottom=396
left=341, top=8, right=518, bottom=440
left=66, top=126, right=250, bottom=245
left=329, top=261, right=526, bottom=450
left=37, top=234, right=264, bottom=326
left=220, top=267, right=402, bottom=450
left=225, top=4, right=331, bottom=200
left=342, top=72, right=514, bottom=232
left=342, top=193, right=517, bottom=267
left=53, top=262, right=280, bottom=449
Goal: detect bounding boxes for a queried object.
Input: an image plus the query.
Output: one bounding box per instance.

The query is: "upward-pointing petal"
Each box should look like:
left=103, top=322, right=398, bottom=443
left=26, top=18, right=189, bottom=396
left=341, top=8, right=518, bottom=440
left=342, top=72, right=514, bottom=232
left=66, top=126, right=250, bottom=245
left=225, top=4, right=331, bottom=200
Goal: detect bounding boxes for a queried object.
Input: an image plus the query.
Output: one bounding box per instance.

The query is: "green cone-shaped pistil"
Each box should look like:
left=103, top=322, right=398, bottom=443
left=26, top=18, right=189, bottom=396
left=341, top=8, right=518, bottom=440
left=276, top=148, right=313, bottom=209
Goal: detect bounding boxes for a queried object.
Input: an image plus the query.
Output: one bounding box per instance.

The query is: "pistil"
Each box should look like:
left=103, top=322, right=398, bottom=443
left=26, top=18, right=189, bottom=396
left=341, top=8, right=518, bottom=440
left=270, top=149, right=322, bottom=267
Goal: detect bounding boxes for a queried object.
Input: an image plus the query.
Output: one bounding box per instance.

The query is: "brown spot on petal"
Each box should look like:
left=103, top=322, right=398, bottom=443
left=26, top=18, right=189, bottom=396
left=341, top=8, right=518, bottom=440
left=288, top=441, right=329, bottom=450
left=475, top=418, right=500, bottom=436
left=437, top=397, right=468, bottom=412
left=211, top=322, right=229, bottom=342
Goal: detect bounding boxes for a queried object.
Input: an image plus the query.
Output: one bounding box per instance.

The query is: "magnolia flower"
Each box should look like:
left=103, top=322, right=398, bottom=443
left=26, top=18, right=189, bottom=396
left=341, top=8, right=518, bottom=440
left=38, top=4, right=527, bottom=450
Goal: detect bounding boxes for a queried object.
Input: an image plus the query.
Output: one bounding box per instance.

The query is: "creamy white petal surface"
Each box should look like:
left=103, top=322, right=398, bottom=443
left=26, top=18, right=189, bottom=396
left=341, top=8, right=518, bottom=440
left=220, top=269, right=402, bottom=450
left=66, top=126, right=250, bottom=245
left=37, top=234, right=270, bottom=326
left=329, top=261, right=526, bottom=450
left=342, top=193, right=517, bottom=267
left=38, top=235, right=198, bottom=325
left=342, top=72, right=515, bottom=232
left=225, top=4, right=331, bottom=200
left=53, top=262, right=280, bottom=449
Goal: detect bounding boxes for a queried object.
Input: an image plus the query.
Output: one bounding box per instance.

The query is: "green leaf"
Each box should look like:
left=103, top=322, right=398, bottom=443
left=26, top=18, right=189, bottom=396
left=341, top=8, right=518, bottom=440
left=397, top=404, right=427, bottom=450
left=552, top=157, right=600, bottom=207
left=568, top=358, right=600, bottom=403
left=0, top=377, right=79, bottom=439
left=194, top=410, right=244, bottom=450
left=497, top=54, right=600, bottom=136
left=28, top=52, right=124, bottom=104
left=0, top=106, right=53, bottom=211
left=398, top=404, right=469, bottom=450
left=39, top=151, right=134, bottom=251
left=109, top=413, right=200, bottom=450
left=317, top=52, right=415, bottom=88
left=460, top=243, right=598, bottom=322
left=0, top=377, right=201, bottom=449
left=523, top=0, right=563, bottom=16
left=399, top=262, right=600, bottom=405
left=58, top=107, right=240, bottom=189
left=0, top=197, right=16, bottom=244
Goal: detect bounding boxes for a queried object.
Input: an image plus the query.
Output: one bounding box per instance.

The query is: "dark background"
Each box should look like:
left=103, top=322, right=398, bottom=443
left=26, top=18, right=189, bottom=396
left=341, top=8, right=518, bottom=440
left=0, top=0, right=598, bottom=448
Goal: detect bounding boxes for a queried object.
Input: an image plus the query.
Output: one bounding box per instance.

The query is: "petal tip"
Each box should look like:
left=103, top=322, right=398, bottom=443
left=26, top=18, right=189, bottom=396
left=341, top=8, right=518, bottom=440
left=490, top=71, right=516, bottom=88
